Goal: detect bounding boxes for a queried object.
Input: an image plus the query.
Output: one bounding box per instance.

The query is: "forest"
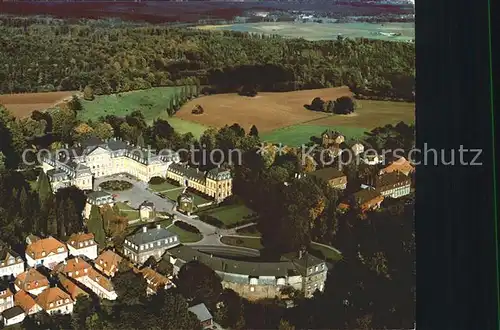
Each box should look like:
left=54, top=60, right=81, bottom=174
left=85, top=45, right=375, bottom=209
left=0, top=16, right=414, bottom=101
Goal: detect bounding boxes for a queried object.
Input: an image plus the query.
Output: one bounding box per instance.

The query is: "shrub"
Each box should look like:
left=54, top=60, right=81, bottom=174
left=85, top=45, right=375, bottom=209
left=199, top=214, right=224, bottom=228
left=99, top=180, right=132, bottom=191
left=175, top=221, right=200, bottom=234
left=149, top=176, right=166, bottom=185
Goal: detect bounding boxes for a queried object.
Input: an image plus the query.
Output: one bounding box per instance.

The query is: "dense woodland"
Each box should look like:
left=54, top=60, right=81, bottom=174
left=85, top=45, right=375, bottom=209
left=0, top=16, right=414, bottom=100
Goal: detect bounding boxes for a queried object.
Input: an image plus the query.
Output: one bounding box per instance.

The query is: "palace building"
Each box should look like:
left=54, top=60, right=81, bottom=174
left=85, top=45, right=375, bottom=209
left=42, top=137, right=180, bottom=192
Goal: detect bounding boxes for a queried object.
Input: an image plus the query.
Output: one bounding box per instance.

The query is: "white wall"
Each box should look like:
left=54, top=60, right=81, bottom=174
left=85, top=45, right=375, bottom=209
left=68, top=245, right=98, bottom=260
left=47, top=302, right=74, bottom=315
left=0, top=262, right=25, bottom=278
left=78, top=277, right=117, bottom=300
left=14, top=284, right=48, bottom=296
left=26, top=252, right=68, bottom=270
left=3, top=312, right=25, bottom=326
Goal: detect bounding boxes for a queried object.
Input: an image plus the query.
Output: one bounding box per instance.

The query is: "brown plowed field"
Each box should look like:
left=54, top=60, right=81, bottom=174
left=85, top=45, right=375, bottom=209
left=175, top=87, right=353, bottom=132
left=0, top=91, right=78, bottom=118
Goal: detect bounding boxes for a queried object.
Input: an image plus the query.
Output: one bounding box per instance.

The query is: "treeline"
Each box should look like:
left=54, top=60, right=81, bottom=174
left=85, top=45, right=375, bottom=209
left=0, top=17, right=414, bottom=100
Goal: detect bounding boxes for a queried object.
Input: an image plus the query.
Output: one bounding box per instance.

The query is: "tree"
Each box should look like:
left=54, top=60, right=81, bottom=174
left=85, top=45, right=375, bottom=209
left=249, top=125, right=259, bottom=137
left=176, top=260, right=223, bottom=308
left=46, top=198, right=58, bottom=237
left=112, top=268, right=147, bottom=305
left=214, top=289, right=246, bottom=329
left=136, top=133, right=145, bottom=148
left=83, top=85, right=94, bottom=101
left=71, top=295, right=96, bottom=330
left=310, top=97, right=325, bottom=112
left=51, top=108, right=77, bottom=143
left=68, top=95, right=83, bottom=111
left=36, top=171, right=52, bottom=206
left=87, top=205, right=106, bottom=247
left=74, top=123, right=94, bottom=141
left=279, top=319, right=295, bottom=330
left=92, top=122, right=114, bottom=140
left=333, top=96, right=356, bottom=114
left=0, top=152, right=5, bottom=171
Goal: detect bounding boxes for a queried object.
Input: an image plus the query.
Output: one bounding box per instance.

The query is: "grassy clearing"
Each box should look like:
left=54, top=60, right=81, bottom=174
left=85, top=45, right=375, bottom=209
left=236, top=225, right=262, bottom=237
left=149, top=182, right=180, bottom=193
left=115, top=202, right=140, bottom=220
left=169, top=224, right=202, bottom=243
left=200, top=204, right=256, bottom=227
left=261, top=124, right=367, bottom=147
left=220, top=236, right=264, bottom=250
left=310, top=243, right=343, bottom=262
left=159, top=115, right=209, bottom=139
left=78, top=87, right=182, bottom=124
left=160, top=188, right=185, bottom=201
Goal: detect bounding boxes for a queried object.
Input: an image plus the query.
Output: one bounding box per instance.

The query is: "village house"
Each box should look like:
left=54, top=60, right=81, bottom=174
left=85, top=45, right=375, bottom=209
left=139, top=201, right=156, bottom=221
left=351, top=143, right=365, bottom=156
left=338, top=189, right=384, bottom=213
left=362, top=172, right=412, bottom=199
left=361, top=152, right=384, bottom=165
left=54, top=257, right=117, bottom=300
left=188, top=303, right=213, bottom=329
left=379, top=157, right=415, bottom=176
left=309, top=167, right=348, bottom=190
left=35, top=287, right=74, bottom=315
left=14, top=268, right=50, bottom=296
left=95, top=250, right=123, bottom=278
left=66, top=232, right=98, bottom=260
left=0, top=245, right=25, bottom=278
left=57, top=274, right=88, bottom=301
left=124, top=225, right=179, bottom=265
left=321, top=130, right=345, bottom=147
left=140, top=267, right=174, bottom=295
left=1, top=306, right=25, bottom=327
left=0, top=285, right=14, bottom=313
left=84, top=191, right=115, bottom=219
left=14, top=290, right=42, bottom=316
left=25, top=236, right=68, bottom=269
left=166, top=163, right=233, bottom=203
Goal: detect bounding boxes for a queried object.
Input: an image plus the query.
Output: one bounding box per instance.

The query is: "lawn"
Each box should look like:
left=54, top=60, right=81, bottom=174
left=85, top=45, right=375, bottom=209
left=220, top=236, right=264, bottom=250
left=149, top=181, right=181, bottom=193
left=200, top=204, right=256, bottom=227
left=158, top=115, right=209, bottom=139
left=115, top=202, right=140, bottom=220
left=78, top=87, right=183, bottom=124
left=160, top=188, right=185, bottom=201
left=236, top=224, right=262, bottom=237
left=168, top=223, right=202, bottom=243
left=261, top=124, right=367, bottom=147
left=310, top=243, right=343, bottom=262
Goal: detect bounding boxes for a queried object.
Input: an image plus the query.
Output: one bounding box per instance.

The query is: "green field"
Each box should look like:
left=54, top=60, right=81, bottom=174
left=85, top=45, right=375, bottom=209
left=79, top=87, right=182, bottom=123
left=310, top=243, right=343, bottom=262
left=200, top=204, right=256, bottom=227
left=261, top=125, right=367, bottom=147
left=169, top=223, right=202, bottom=243
left=236, top=225, right=262, bottom=237
left=115, top=202, right=140, bottom=220
left=221, top=236, right=264, bottom=250
left=149, top=182, right=181, bottom=193
left=159, top=115, right=209, bottom=139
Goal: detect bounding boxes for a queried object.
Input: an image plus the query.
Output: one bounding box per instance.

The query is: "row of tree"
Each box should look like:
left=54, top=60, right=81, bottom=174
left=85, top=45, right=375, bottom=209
left=0, top=17, right=414, bottom=100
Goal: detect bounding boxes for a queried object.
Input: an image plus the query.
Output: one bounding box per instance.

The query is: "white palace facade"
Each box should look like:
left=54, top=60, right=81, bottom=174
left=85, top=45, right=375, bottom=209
left=42, top=137, right=180, bottom=191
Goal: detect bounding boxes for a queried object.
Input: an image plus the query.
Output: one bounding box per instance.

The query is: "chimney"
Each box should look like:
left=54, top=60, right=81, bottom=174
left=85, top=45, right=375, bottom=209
left=143, top=227, right=148, bottom=233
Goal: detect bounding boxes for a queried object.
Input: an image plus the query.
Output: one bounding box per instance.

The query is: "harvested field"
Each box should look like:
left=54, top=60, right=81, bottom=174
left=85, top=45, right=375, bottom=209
left=175, top=87, right=353, bottom=133
left=0, top=91, right=78, bottom=118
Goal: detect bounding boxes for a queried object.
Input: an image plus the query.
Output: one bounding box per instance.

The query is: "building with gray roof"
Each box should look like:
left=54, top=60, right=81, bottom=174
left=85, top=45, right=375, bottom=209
left=124, top=225, right=179, bottom=264
left=188, top=303, right=213, bottom=329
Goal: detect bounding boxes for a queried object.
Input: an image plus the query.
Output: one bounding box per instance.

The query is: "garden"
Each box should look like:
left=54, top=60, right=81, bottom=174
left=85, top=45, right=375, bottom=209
left=99, top=180, right=133, bottom=191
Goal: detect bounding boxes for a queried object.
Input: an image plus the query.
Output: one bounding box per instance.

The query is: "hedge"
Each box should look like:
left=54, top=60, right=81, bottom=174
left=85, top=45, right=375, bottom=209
left=149, top=176, right=166, bottom=185
left=174, top=221, right=200, bottom=234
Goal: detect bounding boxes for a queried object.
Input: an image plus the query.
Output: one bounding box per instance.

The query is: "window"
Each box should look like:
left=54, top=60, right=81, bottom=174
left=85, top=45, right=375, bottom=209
left=68, top=272, right=73, bottom=277
left=42, top=252, right=46, bottom=257
left=140, top=245, right=144, bottom=251
left=50, top=303, right=54, bottom=308
left=75, top=271, right=79, bottom=276
left=250, top=286, right=255, bottom=292
left=173, top=237, right=177, bottom=242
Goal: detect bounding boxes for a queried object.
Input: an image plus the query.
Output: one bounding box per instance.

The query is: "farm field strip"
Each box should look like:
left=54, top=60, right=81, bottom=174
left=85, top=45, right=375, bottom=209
left=0, top=91, right=79, bottom=118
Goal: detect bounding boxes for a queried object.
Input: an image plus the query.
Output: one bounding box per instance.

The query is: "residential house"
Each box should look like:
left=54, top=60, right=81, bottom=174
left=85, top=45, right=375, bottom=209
left=25, top=236, right=68, bottom=269
left=362, top=172, right=411, bottom=199
left=321, top=130, right=344, bottom=147
left=309, top=167, right=348, bottom=189
left=0, top=285, right=14, bottom=313
left=84, top=191, right=115, bottom=219
left=95, top=250, right=122, bottom=278
left=66, top=232, right=98, bottom=260
left=338, top=189, right=384, bottom=213
left=36, top=287, right=74, bottom=315
left=14, top=290, right=42, bottom=316
left=379, top=157, right=415, bottom=176
left=0, top=246, right=25, bottom=278
left=14, top=269, right=49, bottom=296
left=361, top=153, right=384, bottom=165
left=54, top=257, right=117, bottom=301
left=140, top=267, right=174, bottom=295
left=124, top=225, right=179, bottom=265
left=1, top=306, right=25, bottom=327
left=57, top=274, right=88, bottom=301
left=188, top=303, right=213, bottom=329
left=139, top=201, right=156, bottom=221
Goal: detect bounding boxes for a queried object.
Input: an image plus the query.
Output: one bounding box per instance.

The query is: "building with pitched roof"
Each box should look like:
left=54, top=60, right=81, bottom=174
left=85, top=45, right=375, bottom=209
left=379, top=157, right=415, bottom=176
left=36, top=287, right=74, bottom=315
left=362, top=172, right=412, bottom=199
left=165, top=245, right=327, bottom=300
left=84, top=191, right=115, bottom=219
left=139, top=201, right=156, bottom=220
left=14, top=290, right=42, bottom=316
left=94, top=250, right=122, bottom=278
left=309, top=167, right=348, bottom=189
left=124, top=225, right=179, bottom=265
left=338, top=189, right=385, bottom=213
left=140, top=267, right=174, bottom=295
left=41, top=137, right=180, bottom=191
left=0, top=285, right=14, bottom=313
left=166, top=164, right=233, bottom=203
left=188, top=303, right=213, bottom=329
left=25, top=236, right=68, bottom=270
left=0, top=245, right=25, bottom=278
left=66, top=232, right=98, bottom=260
left=14, top=268, right=49, bottom=296
left=1, top=306, right=25, bottom=327
left=57, top=274, right=88, bottom=301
